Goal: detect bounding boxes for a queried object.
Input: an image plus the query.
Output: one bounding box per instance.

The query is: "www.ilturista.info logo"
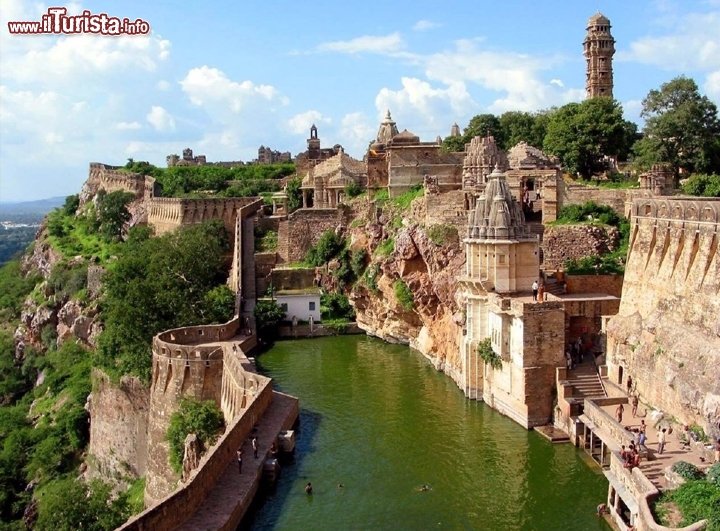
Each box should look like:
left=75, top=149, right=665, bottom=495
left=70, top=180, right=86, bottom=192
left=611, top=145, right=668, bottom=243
left=7, top=7, right=150, bottom=35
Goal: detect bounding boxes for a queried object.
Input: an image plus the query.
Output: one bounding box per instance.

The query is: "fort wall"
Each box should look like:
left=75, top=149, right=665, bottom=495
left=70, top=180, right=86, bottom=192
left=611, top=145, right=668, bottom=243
left=606, top=198, right=720, bottom=439
left=562, top=183, right=632, bottom=217
left=148, top=197, right=260, bottom=236
left=277, top=208, right=346, bottom=263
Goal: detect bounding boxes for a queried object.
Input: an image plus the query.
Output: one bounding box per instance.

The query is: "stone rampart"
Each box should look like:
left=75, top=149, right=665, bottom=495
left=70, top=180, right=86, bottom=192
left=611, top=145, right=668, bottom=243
left=424, top=190, right=468, bottom=231
left=566, top=274, right=624, bottom=297
left=277, top=208, right=345, bottom=263
left=84, top=163, right=158, bottom=203
left=118, top=359, right=273, bottom=531
left=606, top=198, right=720, bottom=438
left=148, top=197, right=260, bottom=235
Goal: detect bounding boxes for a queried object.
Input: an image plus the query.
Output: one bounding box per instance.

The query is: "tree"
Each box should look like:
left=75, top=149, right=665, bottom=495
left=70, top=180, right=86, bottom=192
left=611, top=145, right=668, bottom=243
left=681, top=174, right=720, bottom=197
left=498, top=111, right=539, bottom=150
left=440, top=135, right=466, bottom=153
left=464, top=114, right=505, bottom=148
left=97, top=190, right=134, bottom=241
left=165, top=397, right=224, bottom=474
left=285, top=177, right=302, bottom=211
left=543, top=98, right=630, bottom=178
left=253, top=299, right=285, bottom=340
left=633, top=76, right=720, bottom=181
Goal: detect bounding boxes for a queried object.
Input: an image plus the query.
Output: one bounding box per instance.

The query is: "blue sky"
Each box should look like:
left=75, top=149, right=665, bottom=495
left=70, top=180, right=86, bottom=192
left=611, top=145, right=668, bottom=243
left=1, top=0, right=719, bottom=202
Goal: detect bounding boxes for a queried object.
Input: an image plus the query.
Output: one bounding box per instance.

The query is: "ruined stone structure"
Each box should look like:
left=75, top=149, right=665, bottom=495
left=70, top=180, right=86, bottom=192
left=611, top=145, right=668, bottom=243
left=605, top=197, right=720, bottom=438
left=583, top=12, right=615, bottom=98
left=639, top=164, right=675, bottom=195
left=300, top=150, right=367, bottom=209
left=276, top=208, right=347, bottom=264
left=294, top=125, right=342, bottom=173
left=256, top=145, right=291, bottom=165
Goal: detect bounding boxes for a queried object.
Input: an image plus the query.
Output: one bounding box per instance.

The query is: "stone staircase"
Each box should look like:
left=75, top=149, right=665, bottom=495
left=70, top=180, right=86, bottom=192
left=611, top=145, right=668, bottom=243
left=527, top=222, right=545, bottom=241
left=544, top=278, right=565, bottom=297
left=566, top=361, right=606, bottom=399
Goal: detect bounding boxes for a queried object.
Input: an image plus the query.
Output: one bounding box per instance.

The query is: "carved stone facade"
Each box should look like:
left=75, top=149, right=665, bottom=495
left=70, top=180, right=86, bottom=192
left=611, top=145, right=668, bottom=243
left=300, top=150, right=367, bottom=209
left=639, top=164, right=675, bottom=195
left=256, top=145, right=291, bottom=165
left=583, top=12, right=615, bottom=98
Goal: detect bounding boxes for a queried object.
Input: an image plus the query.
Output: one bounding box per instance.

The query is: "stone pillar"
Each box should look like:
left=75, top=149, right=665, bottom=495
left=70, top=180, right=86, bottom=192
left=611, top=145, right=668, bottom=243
left=302, top=189, right=308, bottom=208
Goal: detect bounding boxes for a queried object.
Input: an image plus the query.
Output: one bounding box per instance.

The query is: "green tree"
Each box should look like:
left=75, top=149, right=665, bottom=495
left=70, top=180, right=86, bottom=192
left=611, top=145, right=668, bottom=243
left=165, top=397, right=224, bottom=474
left=440, top=135, right=466, bottom=153
left=498, top=111, right=538, bottom=150
left=464, top=114, right=505, bottom=147
left=286, top=177, right=303, bottom=211
left=253, top=299, right=285, bottom=340
left=97, top=190, right=134, bottom=241
left=202, top=285, right=235, bottom=323
left=544, top=98, right=630, bottom=178
left=681, top=174, right=720, bottom=197
left=633, top=76, right=720, bottom=181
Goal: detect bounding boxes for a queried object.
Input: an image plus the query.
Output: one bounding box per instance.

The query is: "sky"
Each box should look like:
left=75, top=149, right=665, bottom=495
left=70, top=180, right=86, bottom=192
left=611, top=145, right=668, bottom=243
left=1, top=0, right=719, bottom=202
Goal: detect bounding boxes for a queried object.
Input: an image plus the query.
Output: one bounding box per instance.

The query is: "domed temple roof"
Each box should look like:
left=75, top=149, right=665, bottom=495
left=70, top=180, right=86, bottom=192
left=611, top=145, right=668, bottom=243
left=588, top=12, right=610, bottom=25
left=390, top=129, right=420, bottom=145
left=467, top=167, right=535, bottom=241
left=376, top=110, right=399, bottom=145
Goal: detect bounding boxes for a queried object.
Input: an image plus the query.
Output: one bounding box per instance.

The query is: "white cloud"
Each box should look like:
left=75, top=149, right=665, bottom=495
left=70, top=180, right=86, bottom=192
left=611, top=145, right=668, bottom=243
left=157, top=80, right=171, bottom=91
left=116, top=121, right=142, bottom=130
left=618, top=12, right=720, bottom=71
left=376, top=77, right=477, bottom=127
left=180, top=66, right=279, bottom=113
left=550, top=79, right=565, bottom=88
left=413, top=20, right=441, bottom=31
left=287, top=110, right=330, bottom=135
left=146, top=106, right=175, bottom=132
left=317, top=32, right=405, bottom=54
left=339, top=112, right=375, bottom=156
left=705, top=71, right=720, bottom=100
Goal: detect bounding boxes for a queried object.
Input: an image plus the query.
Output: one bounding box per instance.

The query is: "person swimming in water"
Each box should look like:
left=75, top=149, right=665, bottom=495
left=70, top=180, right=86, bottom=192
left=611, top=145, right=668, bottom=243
left=419, top=485, right=430, bottom=492
left=305, top=482, right=313, bottom=494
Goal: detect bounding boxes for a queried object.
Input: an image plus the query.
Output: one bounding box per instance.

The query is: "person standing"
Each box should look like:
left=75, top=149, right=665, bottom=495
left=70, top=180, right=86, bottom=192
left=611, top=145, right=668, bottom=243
left=626, top=376, right=633, bottom=395
left=236, top=448, right=243, bottom=474
left=252, top=436, right=259, bottom=459
left=615, top=403, right=624, bottom=424
left=631, top=395, right=639, bottom=417
left=658, top=428, right=667, bottom=455
left=532, top=280, right=539, bottom=301
left=305, top=482, right=313, bottom=494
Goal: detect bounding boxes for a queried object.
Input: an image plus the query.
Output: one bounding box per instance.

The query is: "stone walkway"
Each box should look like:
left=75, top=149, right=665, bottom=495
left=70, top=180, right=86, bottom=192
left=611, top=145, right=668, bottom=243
left=175, top=391, right=298, bottom=531
left=600, top=399, right=711, bottom=489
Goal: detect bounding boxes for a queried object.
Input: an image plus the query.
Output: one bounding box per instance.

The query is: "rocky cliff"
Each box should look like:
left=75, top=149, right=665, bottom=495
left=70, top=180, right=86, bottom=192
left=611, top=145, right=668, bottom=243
left=347, top=196, right=466, bottom=383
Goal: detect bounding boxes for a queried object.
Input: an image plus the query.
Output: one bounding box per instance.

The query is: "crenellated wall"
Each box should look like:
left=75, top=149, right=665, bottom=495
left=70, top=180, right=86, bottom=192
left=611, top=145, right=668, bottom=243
left=606, top=197, right=720, bottom=439
left=148, top=197, right=261, bottom=236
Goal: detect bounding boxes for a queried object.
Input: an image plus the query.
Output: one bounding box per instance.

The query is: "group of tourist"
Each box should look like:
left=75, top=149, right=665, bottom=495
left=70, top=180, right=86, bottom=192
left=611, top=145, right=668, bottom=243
left=620, top=442, right=643, bottom=470
left=236, top=436, right=279, bottom=474
left=565, top=337, right=585, bottom=370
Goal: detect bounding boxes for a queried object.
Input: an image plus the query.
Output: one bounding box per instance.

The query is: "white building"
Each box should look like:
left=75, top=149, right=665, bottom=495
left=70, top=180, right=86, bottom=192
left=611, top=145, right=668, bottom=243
left=274, top=289, right=322, bottom=323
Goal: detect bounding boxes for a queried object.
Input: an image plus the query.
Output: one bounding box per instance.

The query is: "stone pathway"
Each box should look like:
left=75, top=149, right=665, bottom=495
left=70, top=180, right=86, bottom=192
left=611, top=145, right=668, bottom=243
left=600, top=400, right=711, bottom=489
left=175, top=391, right=297, bottom=531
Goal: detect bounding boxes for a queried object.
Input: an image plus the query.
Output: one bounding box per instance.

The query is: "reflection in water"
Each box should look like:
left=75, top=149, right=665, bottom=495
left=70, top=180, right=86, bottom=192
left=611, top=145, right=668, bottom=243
left=242, top=336, right=611, bottom=531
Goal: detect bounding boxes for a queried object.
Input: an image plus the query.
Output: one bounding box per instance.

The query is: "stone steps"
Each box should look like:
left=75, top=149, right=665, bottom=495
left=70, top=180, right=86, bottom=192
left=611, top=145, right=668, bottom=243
left=566, top=362, right=606, bottom=399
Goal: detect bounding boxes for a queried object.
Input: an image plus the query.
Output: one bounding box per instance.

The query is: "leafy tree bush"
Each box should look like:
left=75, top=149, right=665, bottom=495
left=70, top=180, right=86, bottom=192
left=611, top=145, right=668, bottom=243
left=0, top=260, right=41, bottom=319
left=344, top=181, right=363, bottom=199
left=305, top=231, right=344, bottom=267
left=320, top=293, right=355, bottom=321
left=48, top=261, right=88, bottom=301
left=332, top=248, right=355, bottom=288
left=477, top=338, right=502, bottom=370
left=658, top=478, right=720, bottom=531
left=707, top=463, right=720, bottom=485
left=165, top=397, right=224, bottom=474
left=202, top=285, right=235, bottom=324
left=97, top=190, right=135, bottom=241
left=62, top=194, right=80, bottom=216
left=97, top=220, right=231, bottom=381
left=364, top=264, right=379, bottom=292
left=681, top=174, right=720, bottom=197
left=253, top=299, right=285, bottom=340
left=286, top=177, right=303, bottom=212
left=394, top=279, right=414, bottom=310
left=671, top=461, right=704, bottom=481
left=350, top=249, right=368, bottom=277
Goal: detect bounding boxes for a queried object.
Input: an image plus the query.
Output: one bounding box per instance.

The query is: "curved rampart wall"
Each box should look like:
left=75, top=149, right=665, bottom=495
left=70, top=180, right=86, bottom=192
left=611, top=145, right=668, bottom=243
left=118, top=356, right=272, bottom=530
left=143, top=318, right=272, bottom=507
left=87, top=163, right=157, bottom=200
left=606, top=197, right=720, bottom=438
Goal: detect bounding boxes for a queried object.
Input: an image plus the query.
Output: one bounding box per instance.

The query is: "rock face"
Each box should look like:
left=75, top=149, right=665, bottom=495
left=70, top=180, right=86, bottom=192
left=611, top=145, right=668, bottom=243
left=349, top=199, right=465, bottom=381
left=606, top=198, right=720, bottom=439
left=541, top=224, right=620, bottom=270
left=181, top=434, right=200, bottom=482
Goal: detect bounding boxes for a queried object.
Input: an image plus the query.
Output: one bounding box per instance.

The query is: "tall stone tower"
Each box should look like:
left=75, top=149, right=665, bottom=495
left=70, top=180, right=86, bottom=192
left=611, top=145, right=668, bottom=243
left=583, top=12, right=615, bottom=98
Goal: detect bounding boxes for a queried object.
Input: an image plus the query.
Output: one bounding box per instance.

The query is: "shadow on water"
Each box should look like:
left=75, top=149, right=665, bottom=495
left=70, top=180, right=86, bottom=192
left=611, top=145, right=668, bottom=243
left=236, top=406, right=322, bottom=531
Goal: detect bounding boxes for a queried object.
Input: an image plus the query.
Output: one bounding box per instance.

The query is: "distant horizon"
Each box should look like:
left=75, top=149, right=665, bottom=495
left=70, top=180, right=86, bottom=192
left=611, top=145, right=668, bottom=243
left=2, top=0, right=719, bottom=202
